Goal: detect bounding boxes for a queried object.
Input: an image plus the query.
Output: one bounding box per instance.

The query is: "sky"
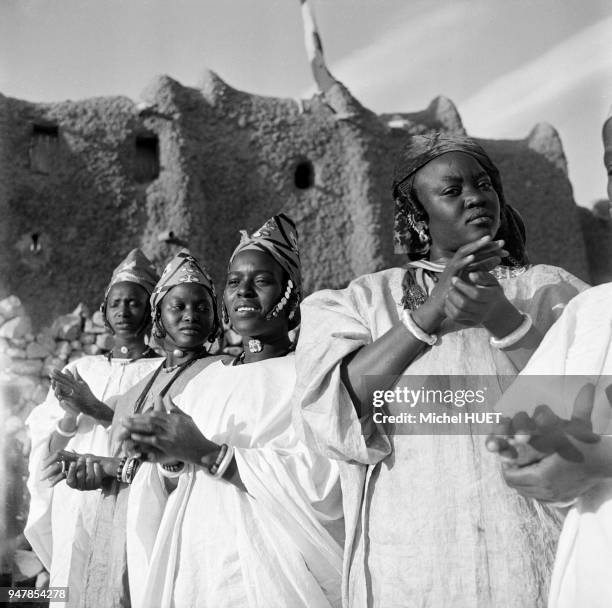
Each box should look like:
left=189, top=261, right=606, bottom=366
left=1, top=0, right=610, bottom=206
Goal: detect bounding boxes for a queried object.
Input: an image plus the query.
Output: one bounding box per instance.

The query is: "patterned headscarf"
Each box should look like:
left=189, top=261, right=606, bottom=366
left=229, top=213, right=302, bottom=329
left=104, top=249, right=159, bottom=300
left=150, top=249, right=219, bottom=341
left=393, top=133, right=528, bottom=266
left=101, top=249, right=160, bottom=334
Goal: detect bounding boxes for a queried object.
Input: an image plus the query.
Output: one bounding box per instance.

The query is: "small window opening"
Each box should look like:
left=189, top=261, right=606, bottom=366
left=29, top=123, right=60, bottom=173
left=134, top=135, right=160, bottom=183
left=294, top=160, right=314, bottom=190
left=30, top=233, right=42, bottom=254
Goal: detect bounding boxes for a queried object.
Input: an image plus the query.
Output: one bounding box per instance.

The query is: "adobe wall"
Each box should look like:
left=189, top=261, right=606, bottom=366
left=0, top=71, right=599, bottom=330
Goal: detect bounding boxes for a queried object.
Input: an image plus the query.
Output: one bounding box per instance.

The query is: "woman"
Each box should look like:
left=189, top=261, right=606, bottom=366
left=122, top=214, right=343, bottom=608
left=40, top=249, right=223, bottom=607
left=486, top=110, right=612, bottom=608
left=293, top=134, right=588, bottom=607
left=25, top=248, right=162, bottom=606
left=72, top=248, right=225, bottom=608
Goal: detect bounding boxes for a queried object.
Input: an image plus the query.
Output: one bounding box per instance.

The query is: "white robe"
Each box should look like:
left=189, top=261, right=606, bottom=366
left=293, top=264, right=586, bottom=608
left=127, top=354, right=344, bottom=608
left=499, top=283, right=612, bottom=608
left=25, top=354, right=161, bottom=607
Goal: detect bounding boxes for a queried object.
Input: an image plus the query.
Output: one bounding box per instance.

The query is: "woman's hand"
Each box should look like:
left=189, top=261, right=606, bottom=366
left=50, top=369, right=113, bottom=423
left=415, top=236, right=508, bottom=330
left=119, top=396, right=220, bottom=466
left=488, top=383, right=612, bottom=502
left=442, top=270, right=518, bottom=329
left=41, top=450, right=117, bottom=490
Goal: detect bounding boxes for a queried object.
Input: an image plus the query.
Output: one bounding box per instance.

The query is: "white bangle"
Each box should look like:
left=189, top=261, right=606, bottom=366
left=55, top=420, right=77, bottom=438
left=213, top=445, right=234, bottom=479
left=157, top=461, right=185, bottom=478
left=400, top=309, right=437, bottom=346
left=489, top=312, right=533, bottom=349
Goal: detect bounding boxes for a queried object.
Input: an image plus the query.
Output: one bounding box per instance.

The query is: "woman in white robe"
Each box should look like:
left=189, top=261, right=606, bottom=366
left=293, top=134, right=587, bottom=607
left=490, top=283, right=612, bottom=608
left=25, top=249, right=162, bottom=607
left=122, top=215, right=343, bottom=608
left=486, top=107, right=612, bottom=608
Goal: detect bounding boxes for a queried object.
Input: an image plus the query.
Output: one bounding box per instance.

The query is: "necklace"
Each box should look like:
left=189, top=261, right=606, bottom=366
left=233, top=343, right=295, bottom=366
left=106, top=345, right=154, bottom=364
left=132, top=356, right=205, bottom=414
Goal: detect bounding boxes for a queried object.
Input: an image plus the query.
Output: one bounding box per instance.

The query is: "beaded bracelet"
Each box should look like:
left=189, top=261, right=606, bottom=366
left=121, top=457, right=142, bottom=484
left=489, top=313, right=533, bottom=349
left=116, top=456, right=128, bottom=483
left=158, top=461, right=185, bottom=478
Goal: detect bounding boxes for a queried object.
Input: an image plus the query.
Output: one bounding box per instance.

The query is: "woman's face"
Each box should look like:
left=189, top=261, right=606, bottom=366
left=224, top=249, right=287, bottom=338
left=105, top=281, right=149, bottom=337
left=413, top=151, right=501, bottom=261
left=159, top=283, right=215, bottom=350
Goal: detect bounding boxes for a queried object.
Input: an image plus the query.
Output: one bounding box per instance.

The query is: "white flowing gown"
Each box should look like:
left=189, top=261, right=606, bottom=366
left=499, top=283, right=612, bottom=608
left=127, top=353, right=344, bottom=608
left=293, top=264, right=586, bottom=608
left=25, top=355, right=161, bottom=607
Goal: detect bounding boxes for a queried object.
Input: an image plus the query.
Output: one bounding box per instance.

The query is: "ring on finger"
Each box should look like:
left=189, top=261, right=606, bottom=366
left=66, top=388, right=75, bottom=397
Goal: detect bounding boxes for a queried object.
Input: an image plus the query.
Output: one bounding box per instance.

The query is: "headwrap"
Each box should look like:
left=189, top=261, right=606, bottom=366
left=229, top=213, right=302, bottom=328
left=393, top=133, right=528, bottom=267
left=101, top=249, right=160, bottom=334
left=104, top=248, right=159, bottom=300
left=150, top=249, right=219, bottom=340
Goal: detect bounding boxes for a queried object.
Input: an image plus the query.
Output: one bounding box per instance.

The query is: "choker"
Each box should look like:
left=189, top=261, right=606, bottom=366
left=106, top=345, right=152, bottom=363
left=248, top=339, right=263, bottom=353
left=233, top=343, right=295, bottom=366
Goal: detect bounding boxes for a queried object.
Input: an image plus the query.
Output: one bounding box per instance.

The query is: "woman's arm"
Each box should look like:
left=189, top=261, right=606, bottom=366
left=342, top=237, right=507, bottom=413
left=119, top=396, right=248, bottom=491
left=50, top=368, right=114, bottom=426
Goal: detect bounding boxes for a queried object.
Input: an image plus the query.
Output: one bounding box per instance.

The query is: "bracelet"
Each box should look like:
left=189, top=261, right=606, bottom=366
left=55, top=421, right=78, bottom=438
left=208, top=444, right=234, bottom=479
left=207, top=444, right=227, bottom=475
left=400, top=309, right=437, bottom=346
left=489, top=312, right=533, bottom=349
left=121, top=457, right=142, bottom=484
left=116, top=456, right=128, bottom=482
left=158, top=461, right=185, bottom=478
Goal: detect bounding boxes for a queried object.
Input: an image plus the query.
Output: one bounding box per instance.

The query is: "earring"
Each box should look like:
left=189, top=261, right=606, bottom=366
left=407, top=211, right=429, bottom=245
left=222, top=303, right=230, bottom=325
left=266, top=280, right=294, bottom=321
